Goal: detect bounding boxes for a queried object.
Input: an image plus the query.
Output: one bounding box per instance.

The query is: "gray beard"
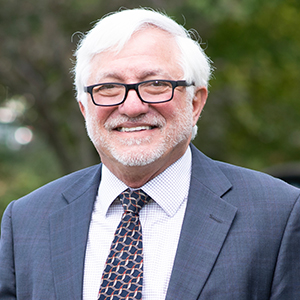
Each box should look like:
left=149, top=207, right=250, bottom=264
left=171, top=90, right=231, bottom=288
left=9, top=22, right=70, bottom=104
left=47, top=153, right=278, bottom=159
left=85, top=104, right=193, bottom=167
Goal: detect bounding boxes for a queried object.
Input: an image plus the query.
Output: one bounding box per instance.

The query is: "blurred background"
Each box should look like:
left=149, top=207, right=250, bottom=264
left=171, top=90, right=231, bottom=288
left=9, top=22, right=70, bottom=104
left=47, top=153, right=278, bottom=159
left=1, top=0, right=300, bottom=219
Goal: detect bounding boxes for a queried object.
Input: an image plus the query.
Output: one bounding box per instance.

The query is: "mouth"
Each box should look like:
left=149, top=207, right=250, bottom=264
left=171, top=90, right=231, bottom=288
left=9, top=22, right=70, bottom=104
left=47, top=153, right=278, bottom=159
left=116, top=125, right=156, bottom=132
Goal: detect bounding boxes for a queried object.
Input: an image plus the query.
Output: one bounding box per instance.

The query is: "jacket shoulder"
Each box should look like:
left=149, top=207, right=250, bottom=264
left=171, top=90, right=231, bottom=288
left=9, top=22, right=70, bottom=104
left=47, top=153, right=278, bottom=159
left=10, top=164, right=101, bottom=213
left=190, top=144, right=300, bottom=204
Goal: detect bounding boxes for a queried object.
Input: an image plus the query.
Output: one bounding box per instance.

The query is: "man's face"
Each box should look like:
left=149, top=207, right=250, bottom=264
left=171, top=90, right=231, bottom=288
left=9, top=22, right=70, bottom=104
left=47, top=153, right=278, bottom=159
left=80, top=28, right=206, bottom=175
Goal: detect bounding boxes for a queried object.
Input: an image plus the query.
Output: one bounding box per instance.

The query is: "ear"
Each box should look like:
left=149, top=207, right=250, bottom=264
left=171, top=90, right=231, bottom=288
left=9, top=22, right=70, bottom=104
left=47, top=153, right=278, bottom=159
left=79, top=101, right=86, bottom=119
left=192, top=87, right=207, bottom=126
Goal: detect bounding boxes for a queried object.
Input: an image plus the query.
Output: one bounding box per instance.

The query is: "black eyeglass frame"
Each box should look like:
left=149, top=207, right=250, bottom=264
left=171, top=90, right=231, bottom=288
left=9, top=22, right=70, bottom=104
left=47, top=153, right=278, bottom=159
left=83, top=79, right=194, bottom=107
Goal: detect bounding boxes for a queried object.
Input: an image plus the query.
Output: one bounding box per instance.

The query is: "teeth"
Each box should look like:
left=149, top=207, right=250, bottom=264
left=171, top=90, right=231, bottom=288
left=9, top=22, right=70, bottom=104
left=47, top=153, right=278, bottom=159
left=118, top=126, right=152, bottom=132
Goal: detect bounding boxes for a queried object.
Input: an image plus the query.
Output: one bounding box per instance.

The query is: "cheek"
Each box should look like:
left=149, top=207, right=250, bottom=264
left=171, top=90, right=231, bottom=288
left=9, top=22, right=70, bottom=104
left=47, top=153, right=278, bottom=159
left=86, top=105, right=115, bottom=126
left=162, top=98, right=193, bottom=122
left=152, top=101, right=176, bottom=119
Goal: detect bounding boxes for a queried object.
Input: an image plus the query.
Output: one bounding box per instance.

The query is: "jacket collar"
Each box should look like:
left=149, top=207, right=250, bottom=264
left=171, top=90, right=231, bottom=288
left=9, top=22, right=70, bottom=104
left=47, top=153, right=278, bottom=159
left=166, top=144, right=237, bottom=299
left=49, top=164, right=101, bottom=300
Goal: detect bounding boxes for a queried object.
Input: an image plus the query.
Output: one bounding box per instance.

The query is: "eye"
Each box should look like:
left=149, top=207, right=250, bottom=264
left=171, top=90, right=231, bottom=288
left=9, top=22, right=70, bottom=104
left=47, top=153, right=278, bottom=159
left=93, top=84, right=124, bottom=96
left=94, top=84, right=117, bottom=92
left=150, top=80, right=170, bottom=87
left=140, top=80, right=172, bottom=97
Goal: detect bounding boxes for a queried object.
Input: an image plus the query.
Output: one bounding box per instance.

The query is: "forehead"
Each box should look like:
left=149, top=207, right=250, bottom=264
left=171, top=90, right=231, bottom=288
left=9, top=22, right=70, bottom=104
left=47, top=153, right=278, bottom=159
left=88, top=27, right=183, bottom=83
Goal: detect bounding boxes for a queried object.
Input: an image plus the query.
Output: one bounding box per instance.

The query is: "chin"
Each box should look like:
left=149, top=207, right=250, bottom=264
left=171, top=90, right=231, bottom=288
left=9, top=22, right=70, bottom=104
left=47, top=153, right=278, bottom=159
left=110, top=147, right=165, bottom=167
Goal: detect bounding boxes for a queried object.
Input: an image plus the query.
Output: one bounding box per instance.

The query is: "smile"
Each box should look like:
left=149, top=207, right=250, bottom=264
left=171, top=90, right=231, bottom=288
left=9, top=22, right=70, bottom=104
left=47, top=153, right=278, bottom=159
left=116, top=126, right=155, bottom=132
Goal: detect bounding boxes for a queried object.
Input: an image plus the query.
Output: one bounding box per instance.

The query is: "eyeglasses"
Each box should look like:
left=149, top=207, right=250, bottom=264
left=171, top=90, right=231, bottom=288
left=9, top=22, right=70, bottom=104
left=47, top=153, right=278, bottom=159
left=84, top=79, right=194, bottom=106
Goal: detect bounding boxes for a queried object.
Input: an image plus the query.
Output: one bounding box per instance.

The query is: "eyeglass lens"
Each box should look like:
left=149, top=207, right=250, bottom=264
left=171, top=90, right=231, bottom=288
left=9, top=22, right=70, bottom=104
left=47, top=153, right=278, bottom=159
left=92, top=80, right=173, bottom=105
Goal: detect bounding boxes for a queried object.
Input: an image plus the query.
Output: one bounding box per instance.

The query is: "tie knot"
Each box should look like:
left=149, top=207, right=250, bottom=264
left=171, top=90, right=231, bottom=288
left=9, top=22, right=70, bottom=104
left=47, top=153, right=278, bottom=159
left=119, top=189, right=151, bottom=214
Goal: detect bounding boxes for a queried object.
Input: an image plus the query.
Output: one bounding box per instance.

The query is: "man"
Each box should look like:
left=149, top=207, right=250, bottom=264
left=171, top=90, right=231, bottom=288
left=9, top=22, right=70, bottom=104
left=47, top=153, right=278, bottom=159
left=0, top=8, right=300, bottom=300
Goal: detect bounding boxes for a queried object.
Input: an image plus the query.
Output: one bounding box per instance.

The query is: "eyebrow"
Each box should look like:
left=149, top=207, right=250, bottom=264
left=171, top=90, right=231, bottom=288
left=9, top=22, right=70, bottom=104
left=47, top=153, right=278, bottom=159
left=94, top=69, right=172, bottom=83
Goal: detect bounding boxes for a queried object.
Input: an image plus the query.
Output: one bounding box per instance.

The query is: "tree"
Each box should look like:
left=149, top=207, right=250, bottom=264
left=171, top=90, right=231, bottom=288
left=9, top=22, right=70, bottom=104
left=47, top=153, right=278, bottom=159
left=177, top=0, right=300, bottom=169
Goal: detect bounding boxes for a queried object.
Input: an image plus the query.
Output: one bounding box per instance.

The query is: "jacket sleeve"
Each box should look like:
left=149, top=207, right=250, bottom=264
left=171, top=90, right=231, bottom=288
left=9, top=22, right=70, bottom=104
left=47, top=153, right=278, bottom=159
left=0, top=201, right=17, bottom=300
left=270, top=193, right=300, bottom=299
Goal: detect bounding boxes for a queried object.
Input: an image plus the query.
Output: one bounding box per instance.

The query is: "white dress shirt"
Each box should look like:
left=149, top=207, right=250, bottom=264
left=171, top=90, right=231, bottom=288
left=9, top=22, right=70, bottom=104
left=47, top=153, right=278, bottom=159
left=83, top=146, right=192, bottom=300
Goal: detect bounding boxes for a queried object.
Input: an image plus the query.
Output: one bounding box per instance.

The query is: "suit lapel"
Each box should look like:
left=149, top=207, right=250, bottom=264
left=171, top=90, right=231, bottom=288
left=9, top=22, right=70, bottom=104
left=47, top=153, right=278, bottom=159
left=166, top=146, right=237, bottom=300
left=49, top=165, right=101, bottom=300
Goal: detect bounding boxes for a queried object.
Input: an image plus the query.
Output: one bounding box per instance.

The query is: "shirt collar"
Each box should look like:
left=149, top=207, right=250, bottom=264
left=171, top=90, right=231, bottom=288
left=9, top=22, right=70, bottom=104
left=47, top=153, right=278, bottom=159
left=97, top=146, right=192, bottom=217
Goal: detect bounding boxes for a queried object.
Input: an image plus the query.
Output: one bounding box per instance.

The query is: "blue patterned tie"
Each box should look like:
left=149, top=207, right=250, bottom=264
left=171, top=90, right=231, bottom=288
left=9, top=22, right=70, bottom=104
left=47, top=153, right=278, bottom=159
left=98, top=189, right=151, bottom=299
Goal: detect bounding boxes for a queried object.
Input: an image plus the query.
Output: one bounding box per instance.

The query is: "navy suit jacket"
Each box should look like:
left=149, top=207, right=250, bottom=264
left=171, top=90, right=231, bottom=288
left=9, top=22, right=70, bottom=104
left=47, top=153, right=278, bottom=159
left=1, top=144, right=300, bottom=299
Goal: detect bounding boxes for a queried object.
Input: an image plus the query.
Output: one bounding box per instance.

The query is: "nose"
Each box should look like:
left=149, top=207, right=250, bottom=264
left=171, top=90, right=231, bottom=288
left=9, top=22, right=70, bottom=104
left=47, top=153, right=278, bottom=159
left=118, top=89, right=149, bottom=118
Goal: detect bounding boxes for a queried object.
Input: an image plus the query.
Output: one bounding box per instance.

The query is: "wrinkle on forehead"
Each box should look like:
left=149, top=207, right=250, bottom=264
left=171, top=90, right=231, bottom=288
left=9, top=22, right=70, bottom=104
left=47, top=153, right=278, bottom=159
left=93, top=69, right=176, bottom=84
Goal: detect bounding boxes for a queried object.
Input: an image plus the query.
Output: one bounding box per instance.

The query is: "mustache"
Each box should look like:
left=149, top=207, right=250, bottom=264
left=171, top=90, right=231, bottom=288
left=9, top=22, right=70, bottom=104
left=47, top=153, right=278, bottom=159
left=104, top=114, right=166, bottom=130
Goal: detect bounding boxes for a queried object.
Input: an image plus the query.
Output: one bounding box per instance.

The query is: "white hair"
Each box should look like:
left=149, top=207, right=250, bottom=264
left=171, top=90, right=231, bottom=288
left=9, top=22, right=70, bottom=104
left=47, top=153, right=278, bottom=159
left=73, top=8, right=213, bottom=139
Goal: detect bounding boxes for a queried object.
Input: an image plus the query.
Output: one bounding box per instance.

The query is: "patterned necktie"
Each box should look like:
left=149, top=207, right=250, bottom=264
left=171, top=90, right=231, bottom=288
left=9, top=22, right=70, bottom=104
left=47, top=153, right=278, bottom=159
left=98, top=189, right=151, bottom=300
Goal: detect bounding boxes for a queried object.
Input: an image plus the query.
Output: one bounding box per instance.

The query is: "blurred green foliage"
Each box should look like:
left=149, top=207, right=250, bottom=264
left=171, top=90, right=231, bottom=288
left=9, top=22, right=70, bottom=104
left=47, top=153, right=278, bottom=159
left=193, top=0, right=300, bottom=168
left=0, top=139, right=61, bottom=217
left=1, top=0, right=300, bottom=219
